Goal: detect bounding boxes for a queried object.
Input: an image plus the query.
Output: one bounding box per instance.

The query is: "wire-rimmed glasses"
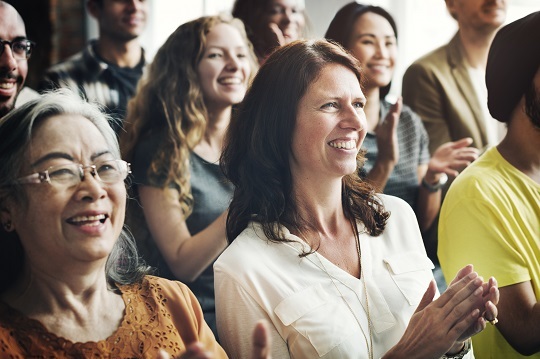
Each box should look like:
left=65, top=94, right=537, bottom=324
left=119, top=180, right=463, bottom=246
left=16, top=160, right=131, bottom=188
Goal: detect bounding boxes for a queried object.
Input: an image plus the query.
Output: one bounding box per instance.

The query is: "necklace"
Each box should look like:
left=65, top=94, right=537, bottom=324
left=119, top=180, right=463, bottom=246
left=315, top=218, right=374, bottom=359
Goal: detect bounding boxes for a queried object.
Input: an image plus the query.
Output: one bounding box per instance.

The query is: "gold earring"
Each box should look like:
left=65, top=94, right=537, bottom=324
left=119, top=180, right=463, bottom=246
left=2, top=220, right=12, bottom=231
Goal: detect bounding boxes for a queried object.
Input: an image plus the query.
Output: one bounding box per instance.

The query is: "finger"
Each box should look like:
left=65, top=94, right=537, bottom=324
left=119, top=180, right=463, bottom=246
left=252, top=320, right=272, bottom=359
left=414, top=279, right=437, bottom=314
left=448, top=265, right=474, bottom=286
left=483, top=300, right=498, bottom=322
left=444, top=278, right=484, bottom=322
left=268, top=22, right=286, bottom=46
left=157, top=349, right=171, bottom=359
left=436, top=271, right=478, bottom=308
left=450, top=137, right=473, bottom=149
left=448, top=308, right=482, bottom=340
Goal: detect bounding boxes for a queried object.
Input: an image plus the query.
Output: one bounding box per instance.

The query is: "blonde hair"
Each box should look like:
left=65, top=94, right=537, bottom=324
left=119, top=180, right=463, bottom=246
left=121, top=15, right=257, bottom=217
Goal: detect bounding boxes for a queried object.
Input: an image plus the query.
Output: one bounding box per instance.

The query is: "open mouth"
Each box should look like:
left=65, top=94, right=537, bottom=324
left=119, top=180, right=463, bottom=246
left=328, top=140, right=356, bottom=150
left=67, top=214, right=109, bottom=226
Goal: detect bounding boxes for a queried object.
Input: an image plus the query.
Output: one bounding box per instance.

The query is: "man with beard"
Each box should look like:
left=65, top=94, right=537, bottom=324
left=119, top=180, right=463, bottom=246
left=439, top=11, right=540, bottom=359
left=38, top=0, right=148, bottom=134
left=0, top=1, right=33, bottom=118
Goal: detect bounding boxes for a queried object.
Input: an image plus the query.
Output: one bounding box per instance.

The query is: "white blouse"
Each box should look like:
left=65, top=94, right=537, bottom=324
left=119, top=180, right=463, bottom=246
left=214, top=195, right=472, bottom=359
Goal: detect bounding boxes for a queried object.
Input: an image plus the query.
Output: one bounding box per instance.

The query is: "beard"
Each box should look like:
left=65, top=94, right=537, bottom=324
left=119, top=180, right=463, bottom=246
left=525, top=81, right=540, bottom=130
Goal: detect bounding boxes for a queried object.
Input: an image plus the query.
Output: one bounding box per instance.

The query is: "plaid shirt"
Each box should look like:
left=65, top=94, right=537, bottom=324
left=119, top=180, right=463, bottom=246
left=38, top=40, right=146, bottom=134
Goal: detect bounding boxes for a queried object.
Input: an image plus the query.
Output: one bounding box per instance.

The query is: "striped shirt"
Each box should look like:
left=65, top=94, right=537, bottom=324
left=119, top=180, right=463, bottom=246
left=38, top=40, right=146, bottom=135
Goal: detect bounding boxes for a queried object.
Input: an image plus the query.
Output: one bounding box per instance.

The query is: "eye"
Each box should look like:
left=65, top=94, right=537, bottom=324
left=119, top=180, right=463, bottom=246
left=321, top=102, right=338, bottom=110
left=236, top=52, right=247, bottom=58
left=48, top=165, right=79, bottom=181
left=353, top=101, right=365, bottom=109
left=207, top=52, right=222, bottom=59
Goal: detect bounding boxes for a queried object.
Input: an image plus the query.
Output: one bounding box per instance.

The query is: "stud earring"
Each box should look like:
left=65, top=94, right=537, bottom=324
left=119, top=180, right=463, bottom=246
left=2, top=220, right=12, bottom=231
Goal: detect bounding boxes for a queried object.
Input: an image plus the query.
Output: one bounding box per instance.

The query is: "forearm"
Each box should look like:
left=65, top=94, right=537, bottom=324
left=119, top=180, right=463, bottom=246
left=168, top=213, right=229, bottom=282
left=415, top=186, right=441, bottom=232
left=365, top=158, right=396, bottom=192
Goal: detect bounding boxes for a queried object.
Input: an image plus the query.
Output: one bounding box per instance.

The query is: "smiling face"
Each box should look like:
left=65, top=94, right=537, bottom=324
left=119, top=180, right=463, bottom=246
left=290, top=63, right=367, bottom=182
left=265, top=0, right=305, bottom=43
left=197, top=22, right=252, bottom=111
left=0, top=4, right=28, bottom=117
left=347, top=12, right=396, bottom=91
left=447, top=0, right=506, bottom=32
left=90, top=0, right=148, bottom=42
left=9, top=114, right=126, bottom=273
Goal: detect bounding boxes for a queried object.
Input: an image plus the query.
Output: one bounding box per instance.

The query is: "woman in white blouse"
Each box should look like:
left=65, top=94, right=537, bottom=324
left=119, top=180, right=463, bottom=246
left=215, top=39, right=498, bottom=359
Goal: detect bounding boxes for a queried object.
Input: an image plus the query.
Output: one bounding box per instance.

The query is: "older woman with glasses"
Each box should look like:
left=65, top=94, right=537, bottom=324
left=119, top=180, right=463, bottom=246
left=0, top=89, right=269, bottom=358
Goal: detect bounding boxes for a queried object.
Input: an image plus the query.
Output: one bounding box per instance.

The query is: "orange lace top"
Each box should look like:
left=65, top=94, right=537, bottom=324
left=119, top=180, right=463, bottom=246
left=0, top=275, right=227, bottom=358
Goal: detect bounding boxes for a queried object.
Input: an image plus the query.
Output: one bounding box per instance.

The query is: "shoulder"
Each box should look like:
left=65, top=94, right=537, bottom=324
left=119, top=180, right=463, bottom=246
left=121, top=275, right=193, bottom=303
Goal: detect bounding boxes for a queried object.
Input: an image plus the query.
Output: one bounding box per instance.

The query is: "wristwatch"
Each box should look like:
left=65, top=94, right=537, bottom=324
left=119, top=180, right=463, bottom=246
left=442, top=339, right=472, bottom=359
left=421, top=173, right=448, bottom=192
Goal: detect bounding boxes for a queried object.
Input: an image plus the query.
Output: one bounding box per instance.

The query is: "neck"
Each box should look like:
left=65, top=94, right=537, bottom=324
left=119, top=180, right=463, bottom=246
left=458, top=27, right=498, bottom=69
left=2, top=261, right=114, bottom=317
left=194, top=106, right=232, bottom=162
left=291, top=177, right=347, bottom=239
left=497, top=109, right=540, bottom=183
left=95, top=36, right=142, bottom=68
left=364, top=87, right=381, bottom=132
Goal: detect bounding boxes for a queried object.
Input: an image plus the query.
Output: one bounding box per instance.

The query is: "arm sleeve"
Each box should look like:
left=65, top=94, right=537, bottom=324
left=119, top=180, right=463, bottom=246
left=403, top=63, right=451, bottom=155
left=215, top=267, right=290, bottom=359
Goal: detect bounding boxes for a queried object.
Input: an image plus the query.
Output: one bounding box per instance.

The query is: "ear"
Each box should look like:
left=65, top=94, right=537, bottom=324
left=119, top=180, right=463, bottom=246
left=0, top=209, right=15, bottom=232
left=87, top=0, right=101, bottom=19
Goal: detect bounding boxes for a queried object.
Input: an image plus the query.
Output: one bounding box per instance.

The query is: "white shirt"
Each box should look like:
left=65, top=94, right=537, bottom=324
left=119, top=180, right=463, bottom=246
left=215, top=195, right=471, bottom=358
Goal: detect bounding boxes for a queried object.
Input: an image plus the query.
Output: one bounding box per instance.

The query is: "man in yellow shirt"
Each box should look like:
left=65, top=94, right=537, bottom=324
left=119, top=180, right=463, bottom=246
left=439, top=11, right=540, bottom=359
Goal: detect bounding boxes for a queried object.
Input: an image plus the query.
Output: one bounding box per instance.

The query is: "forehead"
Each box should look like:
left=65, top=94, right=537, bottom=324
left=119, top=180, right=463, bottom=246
left=29, top=114, right=109, bottom=161
left=269, top=0, right=304, bottom=9
left=353, top=12, right=395, bottom=36
left=206, top=23, right=245, bottom=47
left=305, top=64, right=362, bottom=99
left=0, top=6, right=26, bottom=40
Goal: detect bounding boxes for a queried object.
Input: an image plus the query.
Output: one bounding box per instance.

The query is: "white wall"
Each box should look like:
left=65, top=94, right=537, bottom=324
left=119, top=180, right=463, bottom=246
left=87, top=0, right=539, bottom=98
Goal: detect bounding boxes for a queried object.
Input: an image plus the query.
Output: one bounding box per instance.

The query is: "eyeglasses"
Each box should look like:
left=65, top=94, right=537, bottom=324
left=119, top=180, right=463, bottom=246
left=16, top=160, right=131, bottom=188
left=0, top=39, right=36, bottom=60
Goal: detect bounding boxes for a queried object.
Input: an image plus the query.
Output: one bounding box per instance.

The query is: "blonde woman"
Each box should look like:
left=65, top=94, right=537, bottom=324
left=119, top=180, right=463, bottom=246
left=121, top=15, right=257, bottom=336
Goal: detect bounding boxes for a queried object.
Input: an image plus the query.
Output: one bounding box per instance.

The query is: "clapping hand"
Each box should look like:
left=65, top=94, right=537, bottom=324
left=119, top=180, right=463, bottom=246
left=428, top=137, right=479, bottom=178
left=375, top=96, right=402, bottom=165
left=385, top=265, right=499, bottom=358
left=159, top=320, right=271, bottom=359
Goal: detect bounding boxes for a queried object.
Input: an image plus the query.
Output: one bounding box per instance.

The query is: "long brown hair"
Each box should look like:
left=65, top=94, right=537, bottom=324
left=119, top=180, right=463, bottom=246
left=121, top=15, right=257, bottom=217
left=220, top=39, right=389, bottom=251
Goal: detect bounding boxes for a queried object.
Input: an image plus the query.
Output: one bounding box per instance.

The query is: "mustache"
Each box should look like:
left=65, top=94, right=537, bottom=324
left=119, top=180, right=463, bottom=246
left=0, top=71, right=19, bottom=81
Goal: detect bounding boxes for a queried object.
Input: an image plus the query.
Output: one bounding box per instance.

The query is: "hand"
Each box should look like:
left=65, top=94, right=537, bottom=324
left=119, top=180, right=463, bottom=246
left=159, top=320, right=272, bottom=359
left=386, top=265, right=491, bottom=358
left=375, top=97, right=402, bottom=165
left=446, top=266, right=499, bottom=347
left=427, top=137, right=479, bottom=179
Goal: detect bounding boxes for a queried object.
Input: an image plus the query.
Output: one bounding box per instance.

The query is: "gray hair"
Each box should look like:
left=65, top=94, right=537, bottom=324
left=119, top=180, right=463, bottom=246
left=0, top=89, right=151, bottom=292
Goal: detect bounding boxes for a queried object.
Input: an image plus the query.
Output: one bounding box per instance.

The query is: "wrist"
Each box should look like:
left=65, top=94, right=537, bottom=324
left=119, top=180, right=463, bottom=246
left=421, top=172, right=448, bottom=192
left=442, top=339, right=471, bottom=359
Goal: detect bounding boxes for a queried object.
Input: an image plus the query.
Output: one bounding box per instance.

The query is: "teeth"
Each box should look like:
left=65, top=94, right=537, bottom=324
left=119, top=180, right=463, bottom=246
left=219, top=78, right=242, bottom=85
left=71, top=214, right=106, bottom=223
left=329, top=140, right=356, bottom=150
left=0, top=83, right=14, bottom=89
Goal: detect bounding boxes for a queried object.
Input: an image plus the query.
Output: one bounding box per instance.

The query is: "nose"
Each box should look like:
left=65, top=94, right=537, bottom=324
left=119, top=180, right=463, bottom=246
left=125, top=0, right=144, bottom=12
left=0, top=44, right=18, bottom=72
left=225, top=53, right=240, bottom=72
left=341, top=104, right=365, bottom=132
left=375, top=40, right=389, bottom=59
left=75, top=166, right=107, bottom=202
left=281, top=10, right=292, bottom=25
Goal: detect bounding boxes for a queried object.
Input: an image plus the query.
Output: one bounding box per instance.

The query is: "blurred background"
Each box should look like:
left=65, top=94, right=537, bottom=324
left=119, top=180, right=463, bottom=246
left=9, top=0, right=539, bottom=98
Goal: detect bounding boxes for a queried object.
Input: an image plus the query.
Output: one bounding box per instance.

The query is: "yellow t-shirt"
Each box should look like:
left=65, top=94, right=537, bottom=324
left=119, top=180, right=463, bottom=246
left=439, top=147, right=540, bottom=359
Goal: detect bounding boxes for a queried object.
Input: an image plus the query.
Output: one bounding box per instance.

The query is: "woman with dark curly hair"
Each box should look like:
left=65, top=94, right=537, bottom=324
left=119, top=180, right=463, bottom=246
left=214, top=39, right=498, bottom=359
left=121, top=14, right=257, bottom=337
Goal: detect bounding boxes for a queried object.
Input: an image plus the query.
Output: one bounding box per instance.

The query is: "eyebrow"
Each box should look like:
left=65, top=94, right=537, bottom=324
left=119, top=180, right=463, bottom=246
left=2, top=36, right=29, bottom=42
left=356, top=33, right=396, bottom=40
left=31, top=150, right=112, bottom=168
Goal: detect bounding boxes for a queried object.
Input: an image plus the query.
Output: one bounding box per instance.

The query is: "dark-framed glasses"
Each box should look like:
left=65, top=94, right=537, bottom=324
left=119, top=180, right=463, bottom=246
left=16, top=160, right=131, bottom=188
left=0, top=39, right=36, bottom=60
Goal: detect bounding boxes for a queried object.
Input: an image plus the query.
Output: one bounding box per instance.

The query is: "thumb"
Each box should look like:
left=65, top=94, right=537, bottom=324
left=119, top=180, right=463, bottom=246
left=415, top=279, right=437, bottom=313
left=252, top=320, right=272, bottom=359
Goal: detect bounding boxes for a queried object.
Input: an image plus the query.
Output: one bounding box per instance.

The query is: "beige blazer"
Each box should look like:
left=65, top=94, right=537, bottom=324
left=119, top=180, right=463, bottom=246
left=402, top=33, right=488, bottom=154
